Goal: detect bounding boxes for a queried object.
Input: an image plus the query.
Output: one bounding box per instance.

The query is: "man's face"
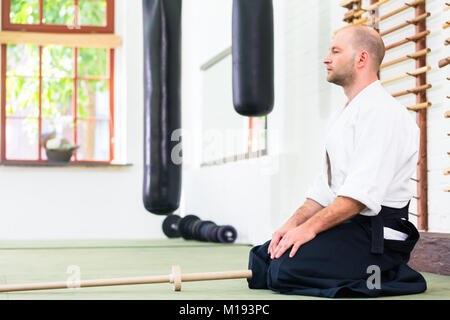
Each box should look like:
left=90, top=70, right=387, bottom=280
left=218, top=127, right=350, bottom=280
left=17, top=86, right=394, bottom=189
left=323, top=30, right=356, bottom=87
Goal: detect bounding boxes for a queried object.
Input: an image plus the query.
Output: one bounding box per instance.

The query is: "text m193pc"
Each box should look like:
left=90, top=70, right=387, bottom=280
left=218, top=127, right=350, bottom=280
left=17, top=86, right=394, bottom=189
left=223, top=304, right=270, bottom=315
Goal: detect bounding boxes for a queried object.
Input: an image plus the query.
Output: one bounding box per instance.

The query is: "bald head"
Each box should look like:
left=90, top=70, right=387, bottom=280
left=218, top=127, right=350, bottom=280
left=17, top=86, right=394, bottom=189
left=338, top=25, right=385, bottom=71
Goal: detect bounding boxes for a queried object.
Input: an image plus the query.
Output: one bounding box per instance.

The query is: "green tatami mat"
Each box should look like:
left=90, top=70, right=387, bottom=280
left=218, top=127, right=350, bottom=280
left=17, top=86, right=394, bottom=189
left=0, top=239, right=448, bottom=300
left=0, top=238, right=218, bottom=250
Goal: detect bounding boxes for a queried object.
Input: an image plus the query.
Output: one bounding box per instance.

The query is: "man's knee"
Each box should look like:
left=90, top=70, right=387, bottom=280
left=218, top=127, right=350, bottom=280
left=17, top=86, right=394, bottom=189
left=247, top=240, right=271, bottom=289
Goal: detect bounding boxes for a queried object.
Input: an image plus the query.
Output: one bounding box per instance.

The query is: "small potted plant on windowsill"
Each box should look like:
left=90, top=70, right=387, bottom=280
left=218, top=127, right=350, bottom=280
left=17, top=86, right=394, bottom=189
left=44, top=136, right=79, bottom=163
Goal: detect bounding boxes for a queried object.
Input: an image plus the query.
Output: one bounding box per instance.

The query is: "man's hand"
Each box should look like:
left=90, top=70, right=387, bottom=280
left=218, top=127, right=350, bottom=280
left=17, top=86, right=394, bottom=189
left=271, top=224, right=317, bottom=259
left=271, top=196, right=365, bottom=259
left=267, top=221, right=297, bottom=259
left=268, top=199, right=324, bottom=259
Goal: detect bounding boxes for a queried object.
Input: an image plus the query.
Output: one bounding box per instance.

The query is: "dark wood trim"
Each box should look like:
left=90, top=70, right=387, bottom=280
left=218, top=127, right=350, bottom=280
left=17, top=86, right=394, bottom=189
left=73, top=47, right=78, bottom=161
left=0, top=45, right=6, bottom=162
left=370, top=0, right=380, bottom=79
left=38, top=46, right=43, bottom=160
left=2, top=0, right=114, bottom=34
left=1, top=1, right=9, bottom=32
left=201, top=149, right=269, bottom=167
left=1, top=0, right=116, bottom=164
left=415, top=2, right=428, bottom=231
left=109, top=49, right=115, bottom=162
left=0, top=161, right=132, bottom=168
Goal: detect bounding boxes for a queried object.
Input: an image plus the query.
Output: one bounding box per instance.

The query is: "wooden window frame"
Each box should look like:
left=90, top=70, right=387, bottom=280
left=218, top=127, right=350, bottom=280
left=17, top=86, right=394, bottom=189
left=2, top=0, right=114, bottom=33
left=1, top=0, right=115, bottom=164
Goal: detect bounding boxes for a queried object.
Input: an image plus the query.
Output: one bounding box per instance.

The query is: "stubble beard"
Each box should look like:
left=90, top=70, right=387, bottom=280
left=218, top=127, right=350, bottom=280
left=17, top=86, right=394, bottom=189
left=326, top=61, right=356, bottom=88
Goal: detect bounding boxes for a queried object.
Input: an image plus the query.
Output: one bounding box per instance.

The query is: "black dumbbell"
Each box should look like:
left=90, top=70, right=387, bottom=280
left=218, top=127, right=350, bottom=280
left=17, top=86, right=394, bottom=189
left=199, top=221, right=216, bottom=241
left=162, top=214, right=182, bottom=238
left=178, top=214, right=200, bottom=240
left=162, top=214, right=202, bottom=240
left=162, top=214, right=238, bottom=243
left=216, top=225, right=238, bottom=243
left=205, top=224, right=237, bottom=243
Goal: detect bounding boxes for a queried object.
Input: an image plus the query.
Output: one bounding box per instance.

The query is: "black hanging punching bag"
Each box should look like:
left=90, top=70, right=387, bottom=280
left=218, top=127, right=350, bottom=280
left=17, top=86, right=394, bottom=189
left=232, top=0, right=274, bottom=117
left=142, top=0, right=182, bottom=215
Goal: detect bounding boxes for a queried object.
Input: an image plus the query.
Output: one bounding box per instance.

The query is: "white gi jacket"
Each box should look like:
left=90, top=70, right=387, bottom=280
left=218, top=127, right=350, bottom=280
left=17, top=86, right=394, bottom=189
left=305, top=80, right=420, bottom=240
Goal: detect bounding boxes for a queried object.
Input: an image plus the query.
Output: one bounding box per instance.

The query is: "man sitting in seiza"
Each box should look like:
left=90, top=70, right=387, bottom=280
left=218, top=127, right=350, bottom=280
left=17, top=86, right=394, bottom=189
left=248, top=25, right=427, bottom=298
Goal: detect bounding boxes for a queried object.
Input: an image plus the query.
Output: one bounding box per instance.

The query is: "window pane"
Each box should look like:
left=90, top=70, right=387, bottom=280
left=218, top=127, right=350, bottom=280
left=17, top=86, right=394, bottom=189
left=6, top=76, right=39, bottom=117
left=42, top=0, right=75, bottom=25
left=77, top=48, right=107, bottom=77
left=7, top=44, right=39, bottom=77
left=42, top=78, right=74, bottom=117
left=250, top=117, right=267, bottom=152
left=76, top=120, right=110, bottom=161
left=79, top=0, right=107, bottom=26
left=201, top=54, right=248, bottom=163
left=41, top=117, right=75, bottom=159
left=10, top=0, right=39, bottom=24
left=6, top=118, right=39, bottom=160
left=77, top=80, right=109, bottom=118
left=42, top=46, right=74, bottom=78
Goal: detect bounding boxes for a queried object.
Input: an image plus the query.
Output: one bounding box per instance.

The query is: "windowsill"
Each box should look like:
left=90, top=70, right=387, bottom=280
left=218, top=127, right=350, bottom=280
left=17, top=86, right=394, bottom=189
left=201, top=149, right=268, bottom=167
left=0, top=161, right=133, bottom=168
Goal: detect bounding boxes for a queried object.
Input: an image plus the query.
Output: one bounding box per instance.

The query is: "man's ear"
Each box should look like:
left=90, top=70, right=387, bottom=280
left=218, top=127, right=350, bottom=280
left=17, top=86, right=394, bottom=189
left=356, top=50, right=370, bottom=69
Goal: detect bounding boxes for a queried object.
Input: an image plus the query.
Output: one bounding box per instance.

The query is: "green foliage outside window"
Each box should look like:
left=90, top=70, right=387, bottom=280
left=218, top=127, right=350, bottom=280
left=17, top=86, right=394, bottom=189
left=6, top=0, right=109, bottom=152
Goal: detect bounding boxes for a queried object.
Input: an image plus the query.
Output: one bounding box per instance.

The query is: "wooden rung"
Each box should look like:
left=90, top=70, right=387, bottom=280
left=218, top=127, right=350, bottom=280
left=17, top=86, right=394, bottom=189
left=350, top=17, right=368, bottom=26
left=446, top=38, right=450, bottom=45
left=438, top=57, right=450, bottom=68
left=408, top=212, right=419, bottom=217
left=365, top=0, right=391, bottom=11
left=444, top=187, right=450, bottom=193
left=353, top=9, right=366, bottom=18
left=407, top=84, right=432, bottom=94
left=444, top=21, right=450, bottom=29
left=444, top=168, right=450, bottom=175
left=340, top=0, right=360, bottom=8
left=380, top=12, right=430, bottom=36
left=407, top=65, right=431, bottom=76
left=408, top=48, right=431, bottom=59
left=347, top=0, right=425, bottom=28
left=445, top=111, right=450, bottom=118
left=344, top=9, right=357, bottom=20
left=407, top=102, right=431, bottom=111
left=410, top=177, right=419, bottom=182
left=380, top=48, right=430, bottom=69
left=343, top=9, right=366, bottom=22
left=379, top=0, right=425, bottom=22
left=391, top=84, right=432, bottom=98
left=381, top=56, right=410, bottom=69
left=385, top=30, right=430, bottom=51
left=381, top=66, right=431, bottom=85
left=354, top=0, right=425, bottom=27
left=413, top=196, right=419, bottom=200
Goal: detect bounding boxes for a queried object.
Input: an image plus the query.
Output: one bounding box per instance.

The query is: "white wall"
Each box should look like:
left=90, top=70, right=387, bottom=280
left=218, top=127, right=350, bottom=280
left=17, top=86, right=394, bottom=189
left=0, top=0, right=448, bottom=241
left=182, top=0, right=450, bottom=244
left=0, top=0, right=169, bottom=240
left=182, top=0, right=346, bottom=244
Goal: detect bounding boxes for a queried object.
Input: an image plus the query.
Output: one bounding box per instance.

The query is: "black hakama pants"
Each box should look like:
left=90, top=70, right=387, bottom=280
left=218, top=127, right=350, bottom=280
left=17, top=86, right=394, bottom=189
left=248, top=202, right=427, bottom=298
